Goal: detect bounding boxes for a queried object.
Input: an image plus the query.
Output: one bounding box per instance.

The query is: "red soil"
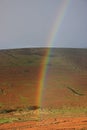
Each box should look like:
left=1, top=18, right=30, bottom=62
left=0, top=117, right=87, bottom=130
left=0, top=66, right=87, bottom=109
left=0, top=66, right=41, bottom=109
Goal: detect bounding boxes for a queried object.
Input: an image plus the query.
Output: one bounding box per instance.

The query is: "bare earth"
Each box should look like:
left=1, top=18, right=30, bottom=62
left=0, top=117, right=87, bottom=130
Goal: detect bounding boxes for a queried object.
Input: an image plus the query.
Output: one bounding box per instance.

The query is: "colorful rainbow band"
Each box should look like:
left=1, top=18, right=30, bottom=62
left=37, top=0, right=70, bottom=107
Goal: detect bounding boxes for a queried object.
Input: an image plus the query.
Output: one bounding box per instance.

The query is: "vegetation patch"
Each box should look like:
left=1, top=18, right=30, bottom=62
left=27, top=106, right=40, bottom=110
left=0, top=118, right=19, bottom=124
left=0, top=108, right=16, bottom=114
left=39, top=107, right=87, bottom=117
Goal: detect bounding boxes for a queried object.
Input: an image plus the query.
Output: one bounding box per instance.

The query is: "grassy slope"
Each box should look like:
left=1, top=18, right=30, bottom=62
left=0, top=48, right=87, bottom=111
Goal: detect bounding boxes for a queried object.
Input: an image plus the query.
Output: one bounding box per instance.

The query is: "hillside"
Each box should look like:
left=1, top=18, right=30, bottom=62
left=0, top=48, right=87, bottom=111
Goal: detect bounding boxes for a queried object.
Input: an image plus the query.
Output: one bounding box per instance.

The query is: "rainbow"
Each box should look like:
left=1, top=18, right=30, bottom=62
left=37, top=0, right=70, bottom=107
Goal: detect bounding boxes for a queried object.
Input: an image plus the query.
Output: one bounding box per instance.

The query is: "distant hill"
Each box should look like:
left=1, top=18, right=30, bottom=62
left=0, top=48, right=87, bottom=71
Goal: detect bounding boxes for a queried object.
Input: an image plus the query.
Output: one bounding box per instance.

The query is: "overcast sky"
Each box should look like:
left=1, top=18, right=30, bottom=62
left=0, top=0, right=87, bottom=49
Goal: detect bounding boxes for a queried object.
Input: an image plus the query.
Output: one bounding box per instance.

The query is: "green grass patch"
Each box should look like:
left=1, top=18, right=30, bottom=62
left=0, top=118, right=10, bottom=124
left=0, top=118, right=19, bottom=124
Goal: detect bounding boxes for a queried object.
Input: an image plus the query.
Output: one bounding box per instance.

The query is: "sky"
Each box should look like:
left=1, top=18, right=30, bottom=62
left=0, top=0, right=87, bottom=49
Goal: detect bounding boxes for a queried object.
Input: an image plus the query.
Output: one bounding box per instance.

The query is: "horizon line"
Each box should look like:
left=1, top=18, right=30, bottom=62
left=0, top=46, right=87, bottom=51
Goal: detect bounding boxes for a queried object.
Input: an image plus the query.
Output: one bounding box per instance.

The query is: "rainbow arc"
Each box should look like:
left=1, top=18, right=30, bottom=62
left=36, top=0, right=70, bottom=107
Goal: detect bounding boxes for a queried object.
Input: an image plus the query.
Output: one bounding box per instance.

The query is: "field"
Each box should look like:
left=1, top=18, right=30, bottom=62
left=0, top=48, right=87, bottom=129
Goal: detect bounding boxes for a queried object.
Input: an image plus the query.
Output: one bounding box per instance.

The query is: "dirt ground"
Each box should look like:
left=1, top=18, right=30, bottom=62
left=0, top=116, right=87, bottom=130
